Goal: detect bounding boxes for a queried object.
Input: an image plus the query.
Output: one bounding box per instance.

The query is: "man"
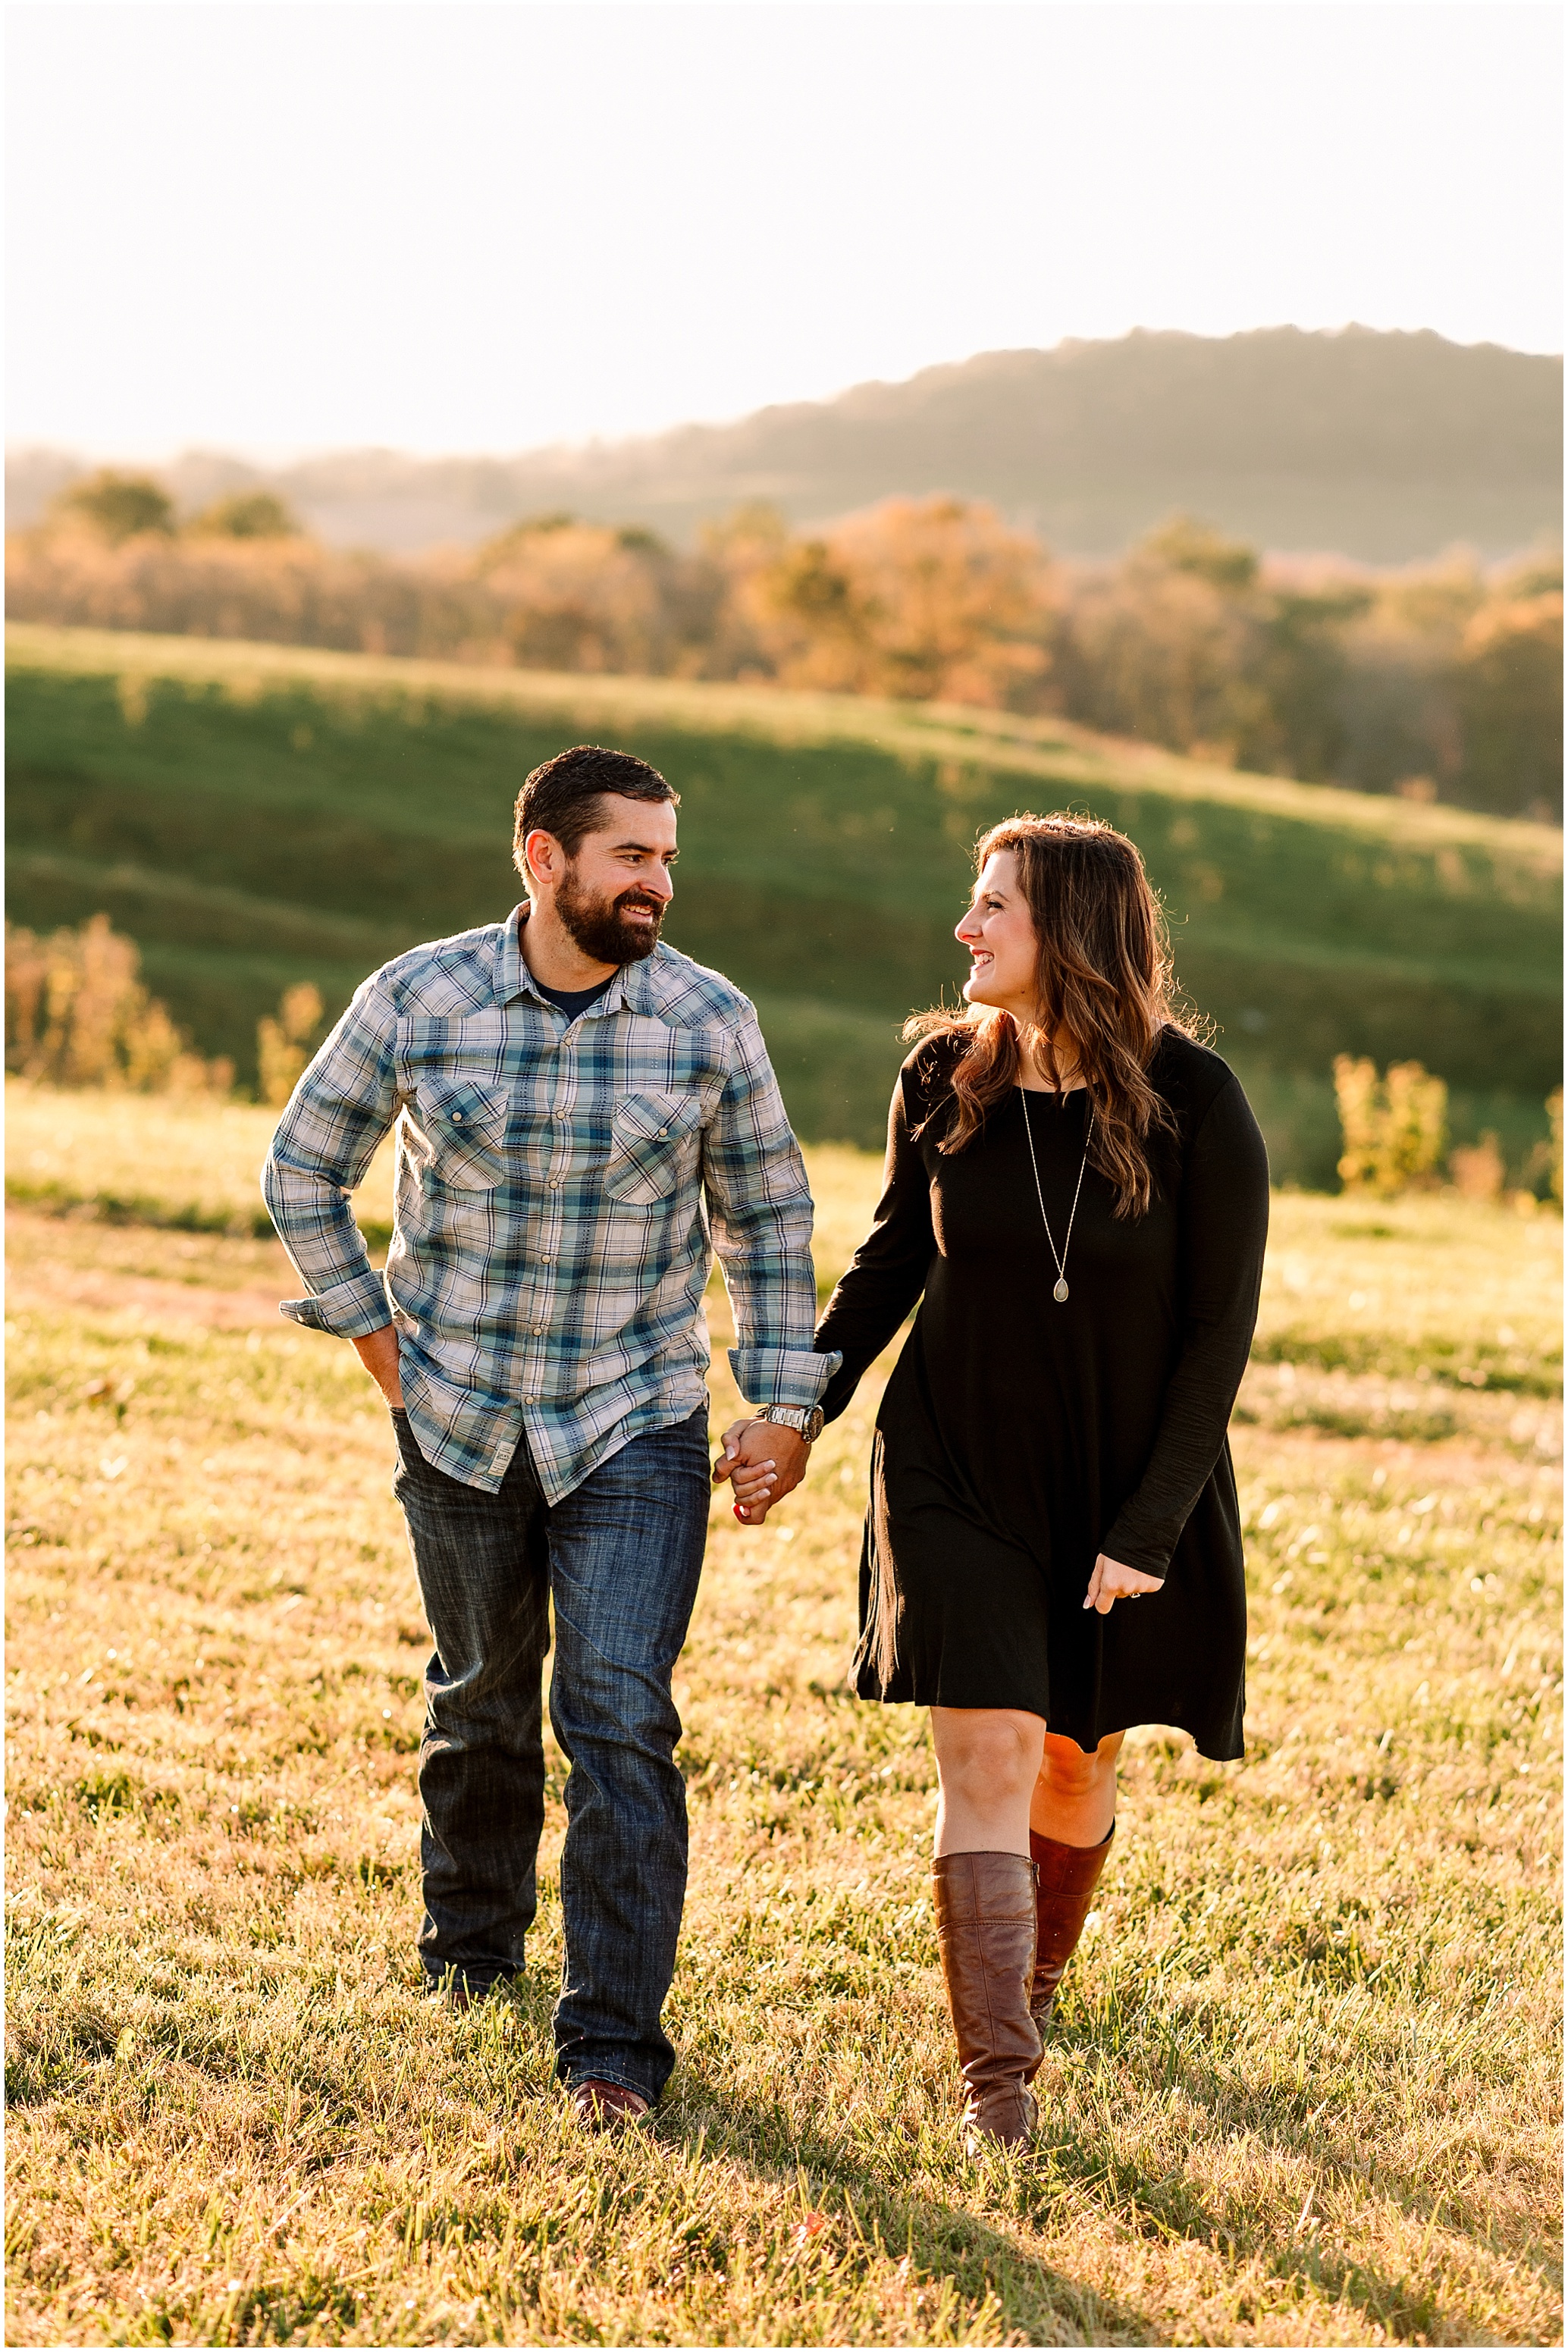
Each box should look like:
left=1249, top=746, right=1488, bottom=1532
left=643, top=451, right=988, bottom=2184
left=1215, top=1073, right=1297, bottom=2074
left=263, top=743, right=833, bottom=2128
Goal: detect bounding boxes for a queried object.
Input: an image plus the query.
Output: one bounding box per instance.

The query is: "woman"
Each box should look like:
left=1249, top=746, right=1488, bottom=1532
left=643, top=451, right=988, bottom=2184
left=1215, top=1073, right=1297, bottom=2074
left=739, top=813, right=1269, bottom=2152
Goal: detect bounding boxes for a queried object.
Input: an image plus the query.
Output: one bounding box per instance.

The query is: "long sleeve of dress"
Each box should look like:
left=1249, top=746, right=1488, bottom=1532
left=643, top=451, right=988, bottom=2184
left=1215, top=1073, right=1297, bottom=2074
left=1099, top=1074, right=1270, bottom=1579
left=814, top=1071, right=937, bottom=1422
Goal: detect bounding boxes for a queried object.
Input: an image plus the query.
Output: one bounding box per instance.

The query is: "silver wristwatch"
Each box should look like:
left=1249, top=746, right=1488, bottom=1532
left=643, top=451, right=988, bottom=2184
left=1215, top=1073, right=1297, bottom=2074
left=755, top=1403, right=825, bottom=1444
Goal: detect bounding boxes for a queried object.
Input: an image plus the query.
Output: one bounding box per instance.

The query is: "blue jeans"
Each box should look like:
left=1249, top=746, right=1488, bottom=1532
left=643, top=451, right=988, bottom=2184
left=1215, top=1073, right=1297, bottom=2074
left=391, top=1403, right=711, bottom=2104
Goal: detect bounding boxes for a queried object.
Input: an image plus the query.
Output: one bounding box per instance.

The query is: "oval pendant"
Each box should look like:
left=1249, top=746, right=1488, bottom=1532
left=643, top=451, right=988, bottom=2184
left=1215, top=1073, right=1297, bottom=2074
left=1053, top=1278, right=1070, bottom=1303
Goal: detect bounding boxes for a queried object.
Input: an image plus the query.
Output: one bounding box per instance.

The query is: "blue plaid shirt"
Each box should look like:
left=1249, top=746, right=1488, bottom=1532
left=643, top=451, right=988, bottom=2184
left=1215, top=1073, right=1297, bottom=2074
left=262, top=908, right=837, bottom=1499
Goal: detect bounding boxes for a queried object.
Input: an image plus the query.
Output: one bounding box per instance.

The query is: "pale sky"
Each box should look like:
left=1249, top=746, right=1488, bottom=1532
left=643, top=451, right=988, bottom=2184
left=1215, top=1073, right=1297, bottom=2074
left=6, top=2, right=1562, bottom=459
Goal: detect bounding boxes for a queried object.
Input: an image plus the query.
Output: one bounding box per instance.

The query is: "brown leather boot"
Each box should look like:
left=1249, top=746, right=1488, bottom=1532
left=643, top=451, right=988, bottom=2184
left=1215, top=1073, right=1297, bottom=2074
left=1028, top=1824, right=1114, bottom=2033
left=933, top=1852, right=1042, bottom=2152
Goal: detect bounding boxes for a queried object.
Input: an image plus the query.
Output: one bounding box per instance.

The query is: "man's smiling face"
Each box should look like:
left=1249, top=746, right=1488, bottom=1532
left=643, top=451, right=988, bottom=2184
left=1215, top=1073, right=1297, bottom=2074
left=529, top=793, right=679, bottom=965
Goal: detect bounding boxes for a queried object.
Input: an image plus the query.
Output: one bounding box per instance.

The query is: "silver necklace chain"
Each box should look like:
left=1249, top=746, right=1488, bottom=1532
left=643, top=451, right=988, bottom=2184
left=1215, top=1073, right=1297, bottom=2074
left=1019, top=1087, right=1093, bottom=1303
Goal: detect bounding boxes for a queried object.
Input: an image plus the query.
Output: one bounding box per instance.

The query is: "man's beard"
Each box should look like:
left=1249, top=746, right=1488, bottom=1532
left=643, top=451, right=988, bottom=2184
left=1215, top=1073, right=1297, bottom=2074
left=556, top=869, right=666, bottom=965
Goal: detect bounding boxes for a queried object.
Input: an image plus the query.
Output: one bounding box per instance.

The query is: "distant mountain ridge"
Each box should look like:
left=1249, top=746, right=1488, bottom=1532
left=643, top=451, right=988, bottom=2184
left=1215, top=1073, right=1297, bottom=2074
left=8, top=327, right=1561, bottom=561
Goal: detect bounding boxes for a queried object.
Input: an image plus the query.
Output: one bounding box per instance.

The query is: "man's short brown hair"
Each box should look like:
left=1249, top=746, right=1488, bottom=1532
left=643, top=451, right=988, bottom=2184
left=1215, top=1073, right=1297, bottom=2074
left=513, top=745, right=678, bottom=879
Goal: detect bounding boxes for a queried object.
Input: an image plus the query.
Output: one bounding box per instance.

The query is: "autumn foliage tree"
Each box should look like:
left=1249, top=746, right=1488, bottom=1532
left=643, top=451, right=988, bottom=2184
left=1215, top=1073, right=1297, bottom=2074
left=1450, top=580, right=1563, bottom=820
left=1049, top=519, right=1271, bottom=761
left=52, top=469, right=175, bottom=544
left=189, top=491, right=301, bottom=540
left=755, top=497, right=1054, bottom=705
left=5, top=915, right=230, bottom=1094
left=473, top=516, right=721, bottom=678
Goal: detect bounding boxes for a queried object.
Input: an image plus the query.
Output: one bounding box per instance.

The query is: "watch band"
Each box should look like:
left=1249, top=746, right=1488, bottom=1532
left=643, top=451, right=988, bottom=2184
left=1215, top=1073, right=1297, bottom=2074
left=756, top=1403, right=825, bottom=1443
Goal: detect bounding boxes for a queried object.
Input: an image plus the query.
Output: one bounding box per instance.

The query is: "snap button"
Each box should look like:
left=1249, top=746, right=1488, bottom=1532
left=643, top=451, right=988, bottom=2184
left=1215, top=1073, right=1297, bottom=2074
left=450, top=1111, right=464, bottom=1123
left=657, top=1128, right=668, bottom=1138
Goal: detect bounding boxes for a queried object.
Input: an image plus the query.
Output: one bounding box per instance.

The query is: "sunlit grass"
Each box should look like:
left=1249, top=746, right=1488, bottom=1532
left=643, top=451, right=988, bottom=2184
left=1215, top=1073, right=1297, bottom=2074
left=4, top=1111, right=1561, bottom=2345
left=4, top=1080, right=396, bottom=1244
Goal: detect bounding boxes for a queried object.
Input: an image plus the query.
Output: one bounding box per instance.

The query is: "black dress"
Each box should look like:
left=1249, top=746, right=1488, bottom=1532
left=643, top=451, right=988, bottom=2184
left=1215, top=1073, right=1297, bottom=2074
left=814, top=1027, right=1270, bottom=1761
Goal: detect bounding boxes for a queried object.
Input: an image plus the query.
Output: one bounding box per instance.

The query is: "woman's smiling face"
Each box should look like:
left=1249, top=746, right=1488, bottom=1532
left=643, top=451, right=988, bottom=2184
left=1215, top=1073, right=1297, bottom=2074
left=955, top=851, right=1040, bottom=1019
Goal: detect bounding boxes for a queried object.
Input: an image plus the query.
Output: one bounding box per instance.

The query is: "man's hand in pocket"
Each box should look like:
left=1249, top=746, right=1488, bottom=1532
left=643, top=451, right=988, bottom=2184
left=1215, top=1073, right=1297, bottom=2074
left=352, top=1325, right=404, bottom=1409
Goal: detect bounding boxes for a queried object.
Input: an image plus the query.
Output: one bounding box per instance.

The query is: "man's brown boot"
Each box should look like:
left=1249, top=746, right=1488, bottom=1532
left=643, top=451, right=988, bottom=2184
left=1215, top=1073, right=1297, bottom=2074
left=933, top=1852, right=1043, bottom=2153
left=1028, top=1824, right=1113, bottom=2034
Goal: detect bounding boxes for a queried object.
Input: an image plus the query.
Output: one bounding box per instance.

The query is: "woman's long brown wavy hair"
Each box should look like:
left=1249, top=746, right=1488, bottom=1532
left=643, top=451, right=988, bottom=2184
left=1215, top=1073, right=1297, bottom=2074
left=909, top=813, right=1188, bottom=1218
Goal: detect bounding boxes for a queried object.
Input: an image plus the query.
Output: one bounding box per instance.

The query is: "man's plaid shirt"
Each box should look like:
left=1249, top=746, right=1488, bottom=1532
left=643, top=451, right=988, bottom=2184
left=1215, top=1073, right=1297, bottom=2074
left=262, top=909, right=838, bottom=1500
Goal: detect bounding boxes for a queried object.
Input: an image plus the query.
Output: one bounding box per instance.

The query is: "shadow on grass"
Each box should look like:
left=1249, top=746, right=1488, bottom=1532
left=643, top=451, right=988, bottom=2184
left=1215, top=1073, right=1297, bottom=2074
left=1036, top=1997, right=1541, bottom=2345
left=472, top=1965, right=1155, bottom=2341
left=652, top=2002, right=1523, bottom=2350
left=657, top=2053, right=1159, bottom=2347
left=9, top=1952, right=1525, bottom=2346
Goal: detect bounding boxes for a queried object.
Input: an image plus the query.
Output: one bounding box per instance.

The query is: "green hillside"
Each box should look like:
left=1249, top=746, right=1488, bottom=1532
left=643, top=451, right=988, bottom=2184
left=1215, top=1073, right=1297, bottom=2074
left=6, top=624, right=1561, bottom=1180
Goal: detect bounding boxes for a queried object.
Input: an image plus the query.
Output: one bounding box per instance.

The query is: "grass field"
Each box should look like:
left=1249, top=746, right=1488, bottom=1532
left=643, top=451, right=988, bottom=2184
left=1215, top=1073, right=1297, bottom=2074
left=5, top=1090, right=1562, bottom=2347
left=7, top=624, right=1562, bottom=1178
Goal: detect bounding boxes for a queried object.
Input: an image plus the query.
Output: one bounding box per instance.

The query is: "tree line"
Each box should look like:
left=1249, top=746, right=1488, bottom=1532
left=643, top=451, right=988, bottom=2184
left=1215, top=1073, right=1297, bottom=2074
left=8, top=469, right=1560, bottom=820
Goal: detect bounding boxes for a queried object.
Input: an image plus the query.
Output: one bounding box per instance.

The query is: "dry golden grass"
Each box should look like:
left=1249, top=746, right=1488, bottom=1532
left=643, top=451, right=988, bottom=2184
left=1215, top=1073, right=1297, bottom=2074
left=4, top=1082, right=396, bottom=1245
left=5, top=1097, right=1562, bottom=2346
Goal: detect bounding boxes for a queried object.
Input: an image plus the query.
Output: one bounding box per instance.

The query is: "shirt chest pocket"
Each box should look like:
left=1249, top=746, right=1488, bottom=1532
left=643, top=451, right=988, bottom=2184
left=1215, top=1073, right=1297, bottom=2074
left=406, top=1077, right=511, bottom=1191
left=604, top=1090, right=706, bottom=1207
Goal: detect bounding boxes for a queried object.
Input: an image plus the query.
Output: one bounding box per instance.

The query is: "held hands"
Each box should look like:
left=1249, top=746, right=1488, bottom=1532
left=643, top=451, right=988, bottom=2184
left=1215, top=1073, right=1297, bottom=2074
left=711, top=1418, right=811, bottom=1525
left=1083, top=1553, right=1165, bottom=1613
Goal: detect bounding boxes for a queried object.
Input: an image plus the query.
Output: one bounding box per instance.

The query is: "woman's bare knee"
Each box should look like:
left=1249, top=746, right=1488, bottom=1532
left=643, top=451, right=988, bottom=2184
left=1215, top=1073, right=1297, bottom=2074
left=934, top=1708, right=1042, bottom=1806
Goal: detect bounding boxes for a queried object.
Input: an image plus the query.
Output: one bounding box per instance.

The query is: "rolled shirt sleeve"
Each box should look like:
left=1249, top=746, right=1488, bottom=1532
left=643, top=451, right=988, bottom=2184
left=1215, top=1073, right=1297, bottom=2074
left=702, top=1007, right=842, bottom=1408
left=262, top=976, right=401, bottom=1338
